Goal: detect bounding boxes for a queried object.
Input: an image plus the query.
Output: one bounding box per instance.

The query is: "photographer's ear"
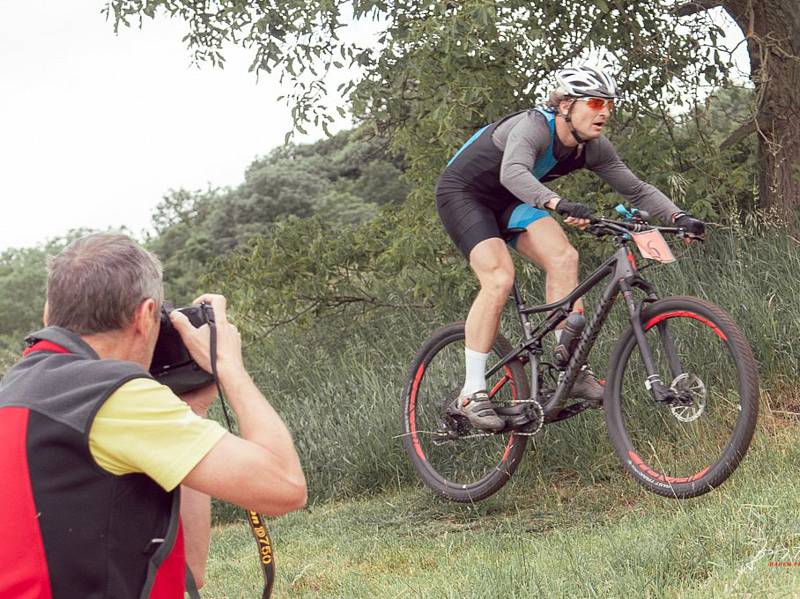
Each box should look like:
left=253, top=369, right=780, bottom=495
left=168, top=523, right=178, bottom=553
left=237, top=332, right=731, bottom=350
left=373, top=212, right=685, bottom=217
left=133, top=298, right=158, bottom=335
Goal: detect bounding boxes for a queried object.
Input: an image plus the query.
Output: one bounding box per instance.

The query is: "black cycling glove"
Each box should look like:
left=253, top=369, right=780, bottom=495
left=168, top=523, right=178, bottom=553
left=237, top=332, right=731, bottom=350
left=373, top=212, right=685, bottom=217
left=674, top=213, right=705, bottom=236
left=555, top=199, right=593, bottom=220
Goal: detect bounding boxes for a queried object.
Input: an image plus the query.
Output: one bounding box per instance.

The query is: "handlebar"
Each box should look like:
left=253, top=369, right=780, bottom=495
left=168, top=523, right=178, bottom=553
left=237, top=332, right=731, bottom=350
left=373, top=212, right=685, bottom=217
left=584, top=216, right=704, bottom=242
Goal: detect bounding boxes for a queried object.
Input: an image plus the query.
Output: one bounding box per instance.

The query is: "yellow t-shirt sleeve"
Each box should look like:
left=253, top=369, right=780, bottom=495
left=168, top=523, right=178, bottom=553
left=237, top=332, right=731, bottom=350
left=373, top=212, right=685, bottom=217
left=89, top=377, right=227, bottom=491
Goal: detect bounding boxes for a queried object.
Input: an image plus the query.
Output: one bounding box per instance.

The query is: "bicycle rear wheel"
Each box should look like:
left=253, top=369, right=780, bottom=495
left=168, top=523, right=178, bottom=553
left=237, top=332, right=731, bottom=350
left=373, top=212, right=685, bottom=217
left=401, top=322, right=530, bottom=502
left=605, top=296, right=759, bottom=498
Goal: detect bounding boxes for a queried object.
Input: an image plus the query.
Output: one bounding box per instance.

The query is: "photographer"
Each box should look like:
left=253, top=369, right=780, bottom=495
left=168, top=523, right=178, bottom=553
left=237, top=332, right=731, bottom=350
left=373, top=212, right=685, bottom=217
left=0, top=233, right=306, bottom=598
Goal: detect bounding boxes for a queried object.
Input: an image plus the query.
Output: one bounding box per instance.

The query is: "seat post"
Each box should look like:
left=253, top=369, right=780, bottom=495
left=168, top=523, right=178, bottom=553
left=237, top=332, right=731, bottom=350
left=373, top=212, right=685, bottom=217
left=511, top=278, right=524, bottom=309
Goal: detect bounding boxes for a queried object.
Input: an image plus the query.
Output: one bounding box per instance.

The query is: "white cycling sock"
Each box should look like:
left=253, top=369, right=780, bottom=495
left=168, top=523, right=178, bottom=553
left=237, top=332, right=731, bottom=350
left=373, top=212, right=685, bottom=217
left=554, top=329, right=563, bottom=344
left=462, top=347, right=490, bottom=396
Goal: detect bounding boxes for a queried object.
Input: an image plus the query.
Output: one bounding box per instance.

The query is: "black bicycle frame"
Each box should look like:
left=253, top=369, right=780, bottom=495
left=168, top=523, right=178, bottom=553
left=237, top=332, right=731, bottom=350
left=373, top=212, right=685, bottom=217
left=485, top=238, right=682, bottom=422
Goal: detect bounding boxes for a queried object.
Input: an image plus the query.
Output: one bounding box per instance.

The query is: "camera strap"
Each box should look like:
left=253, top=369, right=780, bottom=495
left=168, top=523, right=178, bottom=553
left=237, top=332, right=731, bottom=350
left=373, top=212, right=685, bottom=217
left=208, top=318, right=275, bottom=599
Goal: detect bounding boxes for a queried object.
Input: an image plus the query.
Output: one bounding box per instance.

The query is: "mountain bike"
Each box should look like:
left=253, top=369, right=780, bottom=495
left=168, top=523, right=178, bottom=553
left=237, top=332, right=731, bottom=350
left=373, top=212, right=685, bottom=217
left=401, top=208, right=759, bottom=502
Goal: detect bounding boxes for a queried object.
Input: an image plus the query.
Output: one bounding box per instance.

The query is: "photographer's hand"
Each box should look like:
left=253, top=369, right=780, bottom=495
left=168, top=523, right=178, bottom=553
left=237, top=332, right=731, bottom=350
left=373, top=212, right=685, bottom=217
left=170, top=293, right=246, bottom=378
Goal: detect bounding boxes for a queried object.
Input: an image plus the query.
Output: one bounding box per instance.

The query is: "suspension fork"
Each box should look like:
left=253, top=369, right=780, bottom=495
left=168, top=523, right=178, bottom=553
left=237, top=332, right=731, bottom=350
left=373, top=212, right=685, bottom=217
left=619, top=280, right=674, bottom=402
left=631, top=277, right=685, bottom=380
left=657, top=322, right=685, bottom=381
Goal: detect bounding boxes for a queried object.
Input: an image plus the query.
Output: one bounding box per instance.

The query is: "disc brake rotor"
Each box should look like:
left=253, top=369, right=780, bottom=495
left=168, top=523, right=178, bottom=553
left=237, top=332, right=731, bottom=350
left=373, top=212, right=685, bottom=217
left=669, top=372, right=707, bottom=422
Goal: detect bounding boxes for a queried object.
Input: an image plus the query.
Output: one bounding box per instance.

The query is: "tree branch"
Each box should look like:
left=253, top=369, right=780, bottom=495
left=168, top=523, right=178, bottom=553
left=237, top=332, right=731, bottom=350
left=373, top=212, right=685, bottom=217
left=672, top=1, right=724, bottom=17
left=720, top=120, right=757, bottom=150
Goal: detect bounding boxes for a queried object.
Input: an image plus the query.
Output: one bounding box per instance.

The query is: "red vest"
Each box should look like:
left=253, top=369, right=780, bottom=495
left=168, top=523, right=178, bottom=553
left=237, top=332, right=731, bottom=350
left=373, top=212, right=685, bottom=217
left=0, top=327, right=195, bottom=599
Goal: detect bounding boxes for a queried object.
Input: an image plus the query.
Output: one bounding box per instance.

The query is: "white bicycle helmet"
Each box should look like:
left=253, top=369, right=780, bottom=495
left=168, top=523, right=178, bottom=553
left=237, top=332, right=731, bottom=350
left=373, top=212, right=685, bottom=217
left=555, top=66, right=618, bottom=99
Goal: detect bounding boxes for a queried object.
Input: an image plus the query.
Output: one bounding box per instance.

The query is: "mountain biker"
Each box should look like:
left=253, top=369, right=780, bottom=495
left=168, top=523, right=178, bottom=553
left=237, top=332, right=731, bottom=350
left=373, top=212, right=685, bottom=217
left=435, top=65, right=705, bottom=431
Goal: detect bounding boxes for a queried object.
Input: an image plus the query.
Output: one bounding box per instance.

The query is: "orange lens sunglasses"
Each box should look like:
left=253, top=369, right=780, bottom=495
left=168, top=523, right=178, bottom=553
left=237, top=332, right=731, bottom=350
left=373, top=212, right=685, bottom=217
left=583, top=97, right=614, bottom=111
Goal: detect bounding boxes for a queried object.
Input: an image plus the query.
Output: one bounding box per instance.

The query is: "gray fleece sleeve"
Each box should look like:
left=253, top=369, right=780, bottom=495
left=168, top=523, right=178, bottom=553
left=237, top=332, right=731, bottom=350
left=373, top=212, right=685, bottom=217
left=495, top=113, right=560, bottom=209
left=586, top=137, right=681, bottom=223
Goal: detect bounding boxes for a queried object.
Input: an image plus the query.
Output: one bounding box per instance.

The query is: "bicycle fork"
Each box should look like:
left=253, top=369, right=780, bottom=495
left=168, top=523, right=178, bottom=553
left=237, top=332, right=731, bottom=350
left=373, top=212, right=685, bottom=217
left=619, top=280, right=683, bottom=403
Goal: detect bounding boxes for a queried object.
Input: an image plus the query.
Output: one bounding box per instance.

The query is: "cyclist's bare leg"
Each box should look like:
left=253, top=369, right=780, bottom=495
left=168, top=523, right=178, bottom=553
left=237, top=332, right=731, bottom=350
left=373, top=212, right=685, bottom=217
left=513, top=216, right=583, bottom=314
left=464, top=237, right=516, bottom=353
left=454, top=237, right=514, bottom=429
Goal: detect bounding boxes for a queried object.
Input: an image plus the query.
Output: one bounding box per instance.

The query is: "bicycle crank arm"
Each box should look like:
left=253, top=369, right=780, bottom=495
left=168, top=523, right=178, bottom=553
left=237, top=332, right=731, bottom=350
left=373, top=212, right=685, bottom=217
left=504, top=413, right=533, bottom=427
left=494, top=400, right=545, bottom=434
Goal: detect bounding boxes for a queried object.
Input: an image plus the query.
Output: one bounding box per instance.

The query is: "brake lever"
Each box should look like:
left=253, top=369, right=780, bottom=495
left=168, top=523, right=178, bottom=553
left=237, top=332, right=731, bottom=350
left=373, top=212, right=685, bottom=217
left=586, top=223, right=609, bottom=237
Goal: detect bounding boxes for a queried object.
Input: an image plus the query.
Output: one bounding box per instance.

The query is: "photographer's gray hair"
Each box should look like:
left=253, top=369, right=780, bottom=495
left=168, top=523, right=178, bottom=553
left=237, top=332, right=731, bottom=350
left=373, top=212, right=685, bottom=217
left=46, top=233, right=163, bottom=335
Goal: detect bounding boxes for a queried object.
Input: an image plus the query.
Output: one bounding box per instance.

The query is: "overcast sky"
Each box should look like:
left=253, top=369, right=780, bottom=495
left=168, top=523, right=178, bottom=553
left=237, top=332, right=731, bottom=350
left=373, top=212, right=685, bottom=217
left=1, top=4, right=748, bottom=252
left=0, top=2, right=349, bottom=251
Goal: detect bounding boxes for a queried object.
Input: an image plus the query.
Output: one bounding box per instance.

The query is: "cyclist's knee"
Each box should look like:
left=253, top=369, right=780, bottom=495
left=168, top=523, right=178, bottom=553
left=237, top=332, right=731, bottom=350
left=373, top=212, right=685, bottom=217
left=480, top=264, right=515, bottom=298
left=544, top=244, right=579, bottom=274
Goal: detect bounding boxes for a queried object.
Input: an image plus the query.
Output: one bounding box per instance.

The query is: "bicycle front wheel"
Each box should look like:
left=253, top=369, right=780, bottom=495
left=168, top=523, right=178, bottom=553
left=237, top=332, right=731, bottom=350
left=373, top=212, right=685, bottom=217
left=401, top=322, right=530, bottom=502
left=605, top=296, right=759, bottom=498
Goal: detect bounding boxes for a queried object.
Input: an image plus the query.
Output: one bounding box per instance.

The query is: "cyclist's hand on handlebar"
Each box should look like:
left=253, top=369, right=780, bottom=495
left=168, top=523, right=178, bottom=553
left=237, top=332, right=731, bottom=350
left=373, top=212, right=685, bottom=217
left=674, top=213, right=705, bottom=235
left=554, top=199, right=593, bottom=229
left=556, top=199, right=593, bottom=220
left=674, top=213, right=705, bottom=243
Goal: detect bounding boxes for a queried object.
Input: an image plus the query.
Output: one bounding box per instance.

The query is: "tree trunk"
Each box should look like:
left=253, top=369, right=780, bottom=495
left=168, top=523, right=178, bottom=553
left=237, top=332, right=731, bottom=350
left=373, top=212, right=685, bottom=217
left=723, top=0, right=800, bottom=230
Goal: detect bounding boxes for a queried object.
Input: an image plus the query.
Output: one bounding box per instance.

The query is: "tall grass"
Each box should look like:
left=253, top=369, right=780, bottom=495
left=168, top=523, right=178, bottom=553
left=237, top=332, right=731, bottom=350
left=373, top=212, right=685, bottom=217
left=224, top=227, right=800, bottom=514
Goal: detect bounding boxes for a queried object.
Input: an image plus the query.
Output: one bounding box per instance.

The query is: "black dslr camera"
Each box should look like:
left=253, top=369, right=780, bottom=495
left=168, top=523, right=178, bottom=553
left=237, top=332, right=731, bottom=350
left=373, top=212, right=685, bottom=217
left=149, top=302, right=215, bottom=394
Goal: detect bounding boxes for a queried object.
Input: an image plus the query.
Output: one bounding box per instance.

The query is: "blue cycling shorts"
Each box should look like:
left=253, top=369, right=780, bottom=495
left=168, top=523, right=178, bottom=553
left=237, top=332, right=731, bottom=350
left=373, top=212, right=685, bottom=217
left=505, top=203, right=550, bottom=249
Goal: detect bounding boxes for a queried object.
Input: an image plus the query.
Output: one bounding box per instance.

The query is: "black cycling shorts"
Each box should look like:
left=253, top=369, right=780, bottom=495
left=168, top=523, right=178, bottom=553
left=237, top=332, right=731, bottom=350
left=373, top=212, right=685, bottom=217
left=436, top=187, right=550, bottom=259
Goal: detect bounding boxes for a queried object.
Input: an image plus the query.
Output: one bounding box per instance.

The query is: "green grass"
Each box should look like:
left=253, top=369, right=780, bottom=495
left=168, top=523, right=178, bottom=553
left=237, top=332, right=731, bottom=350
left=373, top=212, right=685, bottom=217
left=201, top=411, right=800, bottom=598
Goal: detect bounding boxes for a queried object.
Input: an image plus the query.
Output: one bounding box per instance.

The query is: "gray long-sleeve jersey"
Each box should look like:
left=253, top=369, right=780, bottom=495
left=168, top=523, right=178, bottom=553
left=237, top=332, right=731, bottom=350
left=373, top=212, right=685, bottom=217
left=491, top=110, right=680, bottom=222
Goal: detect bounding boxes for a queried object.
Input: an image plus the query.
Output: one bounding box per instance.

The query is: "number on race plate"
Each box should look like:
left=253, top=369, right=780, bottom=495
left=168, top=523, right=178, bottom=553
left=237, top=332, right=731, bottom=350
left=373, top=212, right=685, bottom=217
left=631, top=229, right=675, bottom=263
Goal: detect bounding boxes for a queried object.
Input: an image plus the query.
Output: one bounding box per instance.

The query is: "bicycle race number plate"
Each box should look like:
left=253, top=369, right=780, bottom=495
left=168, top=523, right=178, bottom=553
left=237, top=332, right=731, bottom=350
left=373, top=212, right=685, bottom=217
left=631, top=229, right=675, bottom=263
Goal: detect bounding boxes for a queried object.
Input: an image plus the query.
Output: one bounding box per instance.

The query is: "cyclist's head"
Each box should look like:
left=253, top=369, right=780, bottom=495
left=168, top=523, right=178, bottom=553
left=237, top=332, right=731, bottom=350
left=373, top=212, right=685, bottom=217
left=553, top=65, right=619, bottom=100
left=547, top=65, right=618, bottom=143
